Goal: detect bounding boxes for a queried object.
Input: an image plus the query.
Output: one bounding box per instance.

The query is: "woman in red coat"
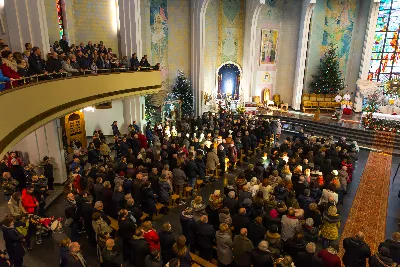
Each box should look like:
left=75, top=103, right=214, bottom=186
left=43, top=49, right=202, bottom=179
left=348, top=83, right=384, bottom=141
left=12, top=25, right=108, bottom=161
left=1, top=50, right=20, bottom=89
left=142, top=221, right=160, bottom=251
left=21, top=187, right=38, bottom=214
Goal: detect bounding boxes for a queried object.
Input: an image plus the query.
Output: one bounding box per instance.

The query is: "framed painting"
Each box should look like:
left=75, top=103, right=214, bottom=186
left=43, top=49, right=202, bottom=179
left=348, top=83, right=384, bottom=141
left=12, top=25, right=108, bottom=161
left=260, top=29, right=278, bottom=65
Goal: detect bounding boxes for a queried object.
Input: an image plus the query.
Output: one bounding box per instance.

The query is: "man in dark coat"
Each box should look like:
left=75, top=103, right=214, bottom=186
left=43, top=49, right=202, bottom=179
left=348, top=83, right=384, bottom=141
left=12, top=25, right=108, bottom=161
left=88, top=148, right=100, bottom=165
left=297, top=242, right=324, bottom=267
left=46, top=52, right=63, bottom=73
left=130, top=228, right=150, bottom=266
left=195, top=215, right=215, bottom=261
left=232, top=208, right=250, bottom=236
left=80, top=193, right=96, bottom=245
left=158, top=222, right=176, bottom=264
left=223, top=191, right=239, bottom=215
left=233, top=228, right=254, bottom=267
left=180, top=209, right=196, bottom=252
left=379, top=232, right=400, bottom=264
left=242, top=131, right=251, bottom=161
left=2, top=217, right=25, bottom=267
left=343, top=232, right=371, bottom=267
left=247, top=217, right=266, bottom=248
left=251, top=240, right=273, bottom=267
left=185, top=155, right=199, bottom=188
left=28, top=47, right=48, bottom=76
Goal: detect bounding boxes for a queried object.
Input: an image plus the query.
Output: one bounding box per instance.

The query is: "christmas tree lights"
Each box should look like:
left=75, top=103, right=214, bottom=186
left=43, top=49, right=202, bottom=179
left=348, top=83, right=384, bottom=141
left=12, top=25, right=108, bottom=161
left=171, top=71, right=193, bottom=118
left=310, top=43, right=344, bottom=94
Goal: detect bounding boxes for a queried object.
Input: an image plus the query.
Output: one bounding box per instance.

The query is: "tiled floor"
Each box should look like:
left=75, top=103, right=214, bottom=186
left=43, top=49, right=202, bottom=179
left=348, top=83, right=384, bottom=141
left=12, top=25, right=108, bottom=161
left=2, top=142, right=399, bottom=267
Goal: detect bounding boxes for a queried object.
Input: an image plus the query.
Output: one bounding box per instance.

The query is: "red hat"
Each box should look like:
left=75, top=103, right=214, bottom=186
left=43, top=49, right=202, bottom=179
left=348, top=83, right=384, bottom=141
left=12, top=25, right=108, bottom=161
left=119, top=171, right=125, bottom=177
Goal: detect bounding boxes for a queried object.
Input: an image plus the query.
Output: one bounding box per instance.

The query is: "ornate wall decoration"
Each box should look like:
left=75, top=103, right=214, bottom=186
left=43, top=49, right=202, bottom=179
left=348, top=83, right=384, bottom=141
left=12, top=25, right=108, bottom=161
left=217, top=0, right=245, bottom=67
left=320, top=0, right=357, bottom=77
left=151, top=0, right=169, bottom=90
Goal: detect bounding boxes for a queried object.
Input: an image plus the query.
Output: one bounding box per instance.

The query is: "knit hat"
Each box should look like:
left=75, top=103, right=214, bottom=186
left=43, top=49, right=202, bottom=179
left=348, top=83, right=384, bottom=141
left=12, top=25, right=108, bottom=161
left=119, top=171, right=125, bottom=177
left=269, top=209, right=278, bottom=218
left=242, top=198, right=252, bottom=206
left=266, top=225, right=280, bottom=239
left=331, top=170, right=338, bottom=176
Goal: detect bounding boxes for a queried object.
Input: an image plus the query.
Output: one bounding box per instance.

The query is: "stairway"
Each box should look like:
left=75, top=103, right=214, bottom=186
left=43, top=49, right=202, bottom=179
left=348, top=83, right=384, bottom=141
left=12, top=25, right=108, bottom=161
left=261, top=114, right=400, bottom=153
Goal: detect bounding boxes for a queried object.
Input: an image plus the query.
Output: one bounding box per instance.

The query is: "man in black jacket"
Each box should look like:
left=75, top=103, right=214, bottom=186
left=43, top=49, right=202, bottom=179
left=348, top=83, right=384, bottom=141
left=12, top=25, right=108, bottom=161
left=297, top=242, right=323, bottom=267
left=28, top=47, right=48, bottom=76
left=342, top=232, right=371, bottom=267
left=159, top=222, right=176, bottom=264
left=223, top=191, right=238, bottom=215
left=80, top=192, right=95, bottom=246
left=46, top=52, right=63, bottom=74
left=195, top=215, right=215, bottom=261
left=59, top=35, right=69, bottom=53
left=232, top=208, right=250, bottom=236
left=130, top=228, right=150, bottom=266
left=185, top=154, right=199, bottom=188
left=379, top=232, right=400, bottom=264
left=64, top=193, right=81, bottom=242
left=247, top=217, right=266, bottom=248
left=102, top=239, right=123, bottom=267
left=76, top=50, right=89, bottom=70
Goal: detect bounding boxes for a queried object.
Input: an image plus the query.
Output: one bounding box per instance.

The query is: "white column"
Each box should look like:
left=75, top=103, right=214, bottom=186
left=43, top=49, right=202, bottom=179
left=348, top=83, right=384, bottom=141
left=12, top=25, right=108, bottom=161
left=354, top=0, right=380, bottom=112
left=118, top=0, right=142, bottom=57
left=191, top=0, right=211, bottom=116
left=291, top=0, right=316, bottom=110
left=10, top=120, right=67, bottom=184
left=241, top=0, right=265, bottom=103
left=4, top=0, right=50, bottom=54
left=122, top=96, right=145, bottom=132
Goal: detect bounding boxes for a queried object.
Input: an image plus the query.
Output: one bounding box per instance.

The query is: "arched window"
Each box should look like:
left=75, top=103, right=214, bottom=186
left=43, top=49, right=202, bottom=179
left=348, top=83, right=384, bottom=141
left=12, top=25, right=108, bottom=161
left=368, top=0, right=400, bottom=82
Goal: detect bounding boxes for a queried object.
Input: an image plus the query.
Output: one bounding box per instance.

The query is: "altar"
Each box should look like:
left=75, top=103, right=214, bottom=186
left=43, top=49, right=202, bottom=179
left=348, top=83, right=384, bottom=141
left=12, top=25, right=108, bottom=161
left=362, top=112, right=400, bottom=121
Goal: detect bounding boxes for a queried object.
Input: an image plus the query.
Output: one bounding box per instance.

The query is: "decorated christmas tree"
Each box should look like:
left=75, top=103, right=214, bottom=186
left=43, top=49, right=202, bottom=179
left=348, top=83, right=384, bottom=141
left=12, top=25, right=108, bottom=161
left=144, top=95, right=161, bottom=125
left=310, top=44, right=344, bottom=94
left=171, top=71, right=193, bottom=118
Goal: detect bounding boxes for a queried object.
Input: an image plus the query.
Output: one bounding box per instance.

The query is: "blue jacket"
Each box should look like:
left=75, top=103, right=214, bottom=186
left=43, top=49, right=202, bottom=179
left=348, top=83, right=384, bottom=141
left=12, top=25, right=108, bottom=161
left=0, top=69, right=10, bottom=91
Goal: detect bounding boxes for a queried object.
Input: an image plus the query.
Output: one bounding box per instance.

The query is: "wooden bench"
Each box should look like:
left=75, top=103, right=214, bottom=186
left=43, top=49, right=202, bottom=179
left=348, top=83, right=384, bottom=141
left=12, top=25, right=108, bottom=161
left=169, top=194, right=180, bottom=208
left=196, top=180, right=204, bottom=191
left=155, top=203, right=165, bottom=216
left=140, top=213, right=149, bottom=221
left=190, top=253, right=218, bottom=267
left=184, top=187, right=193, bottom=199
left=108, top=216, right=119, bottom=231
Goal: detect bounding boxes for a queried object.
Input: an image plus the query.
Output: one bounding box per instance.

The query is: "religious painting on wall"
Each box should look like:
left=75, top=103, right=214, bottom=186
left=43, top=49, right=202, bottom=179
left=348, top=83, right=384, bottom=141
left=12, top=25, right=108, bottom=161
left=150, top=0, right=168, bottom=90
left=260, top=29, right=278, bottom=65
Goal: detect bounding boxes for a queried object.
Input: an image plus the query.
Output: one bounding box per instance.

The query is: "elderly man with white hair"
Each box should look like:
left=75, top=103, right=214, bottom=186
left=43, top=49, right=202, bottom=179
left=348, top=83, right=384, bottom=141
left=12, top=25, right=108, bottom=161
left=251, top=240, right=274, bottom=267
left=223, top=190, right=239, bottom=215
left=93, top=201, right=111, bottom=225
left=297, top=242, right=324, bottom=267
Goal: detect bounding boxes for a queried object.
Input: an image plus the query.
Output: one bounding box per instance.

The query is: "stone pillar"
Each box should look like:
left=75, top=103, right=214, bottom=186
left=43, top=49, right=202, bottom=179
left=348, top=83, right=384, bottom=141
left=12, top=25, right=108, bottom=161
left=191, top=0, right=211, bottom=116
left=291, top=0, right=316, bottom=110
left=122, top=96, right=145, bottom=132
left=5, top=0, right=50, bottom=54
left=118, top=0, right=142, bottom=58
left=241, top=0, right=265, bottom=103
left=10, top=120, right=67, bottom=184
left=354, top=0, right=380, bottom=112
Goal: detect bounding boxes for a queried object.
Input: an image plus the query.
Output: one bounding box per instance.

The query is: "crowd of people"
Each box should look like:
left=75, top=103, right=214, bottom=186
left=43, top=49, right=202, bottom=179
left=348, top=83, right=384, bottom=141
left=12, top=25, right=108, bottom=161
left=1, top=111, right=400, bottom=267
left=0, top=36, right=156, bottom=91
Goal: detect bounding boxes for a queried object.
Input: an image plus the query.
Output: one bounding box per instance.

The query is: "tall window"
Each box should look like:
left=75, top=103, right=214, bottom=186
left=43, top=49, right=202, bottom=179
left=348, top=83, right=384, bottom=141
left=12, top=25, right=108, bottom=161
left=57, top=0, right=64, bottom=39
left=368, top=0, right=400, bottom=82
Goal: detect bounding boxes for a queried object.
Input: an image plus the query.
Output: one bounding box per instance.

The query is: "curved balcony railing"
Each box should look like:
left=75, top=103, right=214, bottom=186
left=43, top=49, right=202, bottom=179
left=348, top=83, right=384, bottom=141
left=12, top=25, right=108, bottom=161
left=0, top=70, right=162, bottom=157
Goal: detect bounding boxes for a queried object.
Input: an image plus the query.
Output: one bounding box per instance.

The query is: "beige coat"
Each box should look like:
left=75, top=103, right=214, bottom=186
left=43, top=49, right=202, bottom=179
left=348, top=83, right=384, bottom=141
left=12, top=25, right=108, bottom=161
left=92, top=219, right=113, bottom=235
left=8, top=198, right=27, bottom=217
left=206, top=151, right=219, bottom=170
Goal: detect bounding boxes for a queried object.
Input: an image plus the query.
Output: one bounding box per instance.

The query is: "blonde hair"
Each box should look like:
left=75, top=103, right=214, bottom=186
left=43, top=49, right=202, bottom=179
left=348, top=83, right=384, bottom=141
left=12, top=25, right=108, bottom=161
left=103, top=181, right=111, bottom=188
left=142, top=221, right=153, bottom=231
left=172, top=235, right=188, bottom=257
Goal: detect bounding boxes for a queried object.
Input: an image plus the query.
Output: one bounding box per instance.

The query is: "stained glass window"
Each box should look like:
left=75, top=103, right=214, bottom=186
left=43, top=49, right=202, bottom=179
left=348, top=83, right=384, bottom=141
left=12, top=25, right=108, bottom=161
left=57, top=0, right=64, bottom=39
left=368, top=0, right=400, bottom=82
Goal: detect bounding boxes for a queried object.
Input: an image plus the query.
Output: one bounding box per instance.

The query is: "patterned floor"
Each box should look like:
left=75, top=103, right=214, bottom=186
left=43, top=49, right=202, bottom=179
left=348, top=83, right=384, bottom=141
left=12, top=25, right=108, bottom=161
left=339, top=132, right=394, bottom=254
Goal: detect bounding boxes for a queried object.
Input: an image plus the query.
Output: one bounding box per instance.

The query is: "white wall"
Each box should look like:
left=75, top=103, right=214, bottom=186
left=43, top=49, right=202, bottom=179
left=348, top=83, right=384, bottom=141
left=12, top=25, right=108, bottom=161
left=83, top=99, right=125, bottom=136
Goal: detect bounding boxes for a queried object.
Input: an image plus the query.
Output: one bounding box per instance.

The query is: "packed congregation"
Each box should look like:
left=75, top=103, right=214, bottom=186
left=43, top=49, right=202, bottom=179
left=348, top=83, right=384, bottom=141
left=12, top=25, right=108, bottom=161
left=0, top=36, right=154, bottom=91
left=0, top=110, right=399, bottom=267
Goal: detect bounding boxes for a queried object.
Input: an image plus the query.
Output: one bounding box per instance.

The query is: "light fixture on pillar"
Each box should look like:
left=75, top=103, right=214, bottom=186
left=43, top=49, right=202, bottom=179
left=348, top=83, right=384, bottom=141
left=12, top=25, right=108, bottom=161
left=80, top=106, right=95, bottom=112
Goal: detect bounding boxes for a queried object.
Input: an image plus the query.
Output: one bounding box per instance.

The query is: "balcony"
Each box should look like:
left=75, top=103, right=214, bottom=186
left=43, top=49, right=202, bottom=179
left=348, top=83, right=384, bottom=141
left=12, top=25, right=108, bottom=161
left=0, top=70, right=162, bottom=157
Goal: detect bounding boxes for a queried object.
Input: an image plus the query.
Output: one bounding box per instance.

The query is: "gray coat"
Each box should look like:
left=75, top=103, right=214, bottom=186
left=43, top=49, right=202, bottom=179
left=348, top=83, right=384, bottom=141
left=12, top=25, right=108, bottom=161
left=206, top=151, right=219, bottom=171
left=216, top=231, right=233, bottom=265
left=172, top=168, right=186, bottom=186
